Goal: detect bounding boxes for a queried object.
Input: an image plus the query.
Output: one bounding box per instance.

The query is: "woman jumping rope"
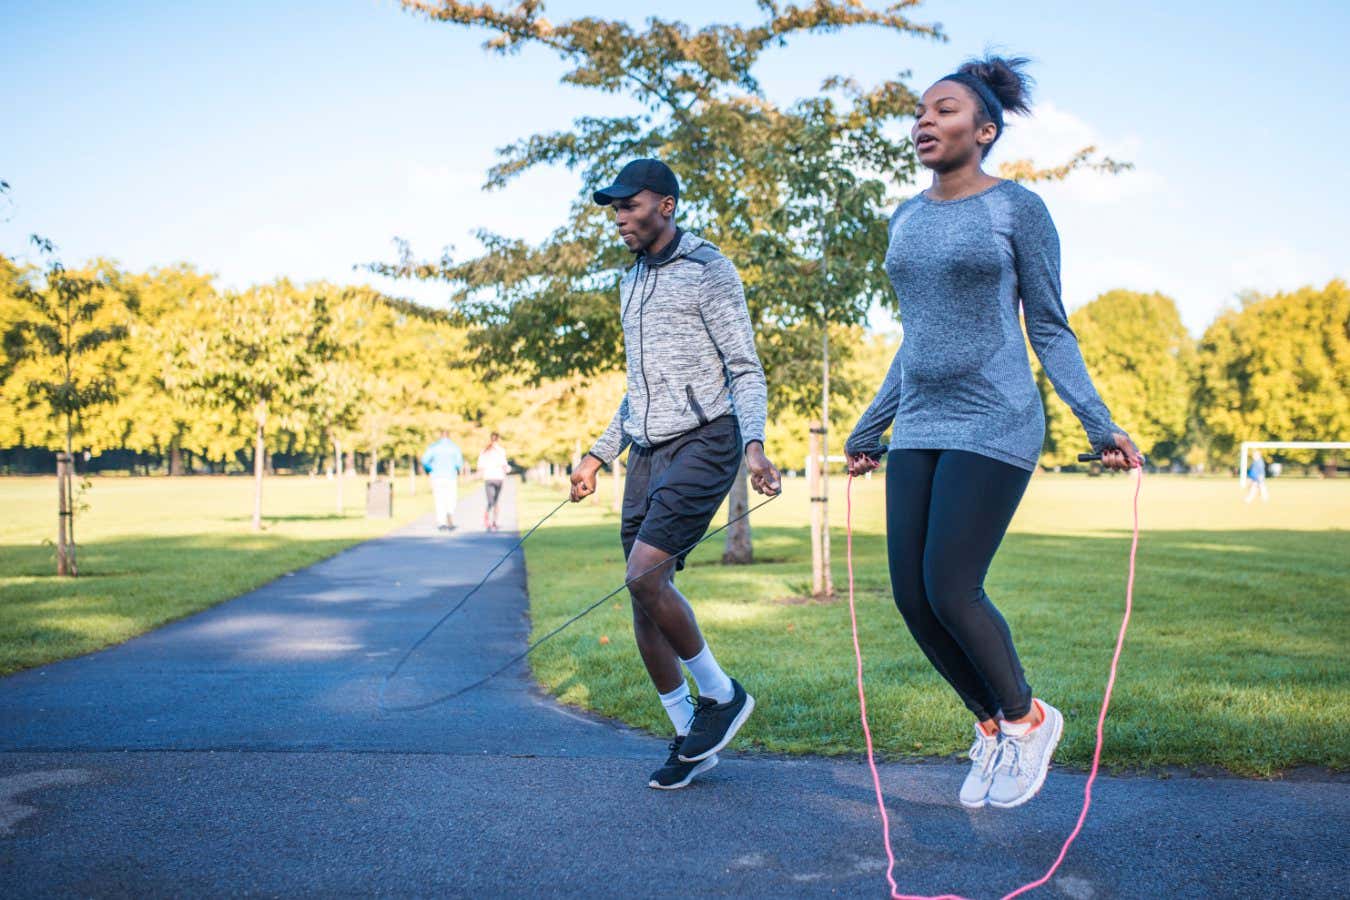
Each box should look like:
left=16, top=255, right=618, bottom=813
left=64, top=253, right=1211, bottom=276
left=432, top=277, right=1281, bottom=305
left=844, top=55, right=1143, bottom=810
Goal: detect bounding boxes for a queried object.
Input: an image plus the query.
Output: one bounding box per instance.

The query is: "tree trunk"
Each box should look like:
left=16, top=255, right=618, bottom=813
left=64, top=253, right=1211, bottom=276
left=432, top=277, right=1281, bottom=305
left=169, top=443, right=184, bottom=476
left=819, top=332, right=834, bottom=598
left=722, top=458, right=752, bottom=564
left=815, top=208, right=835, bottom=599
left=252, top=406, right=265, bottom=532
left=334, top=434, right=344, bottom=515
left=809, top=422, right=824, bottom=595
left=56, top=451, right=75, bottom=576
left=64, top=418, right=78, bottom=575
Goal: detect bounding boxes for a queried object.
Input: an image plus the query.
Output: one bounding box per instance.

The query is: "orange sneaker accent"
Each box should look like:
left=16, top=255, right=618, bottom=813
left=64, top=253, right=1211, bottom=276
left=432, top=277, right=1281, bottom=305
left=1024, top=698, right=1046, bottom=732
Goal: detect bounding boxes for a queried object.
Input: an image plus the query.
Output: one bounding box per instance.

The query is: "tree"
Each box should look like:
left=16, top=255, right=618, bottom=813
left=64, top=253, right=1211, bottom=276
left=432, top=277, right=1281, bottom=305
left=1037, top=290, right=1193, bottom=467
left=998, top=146, right=1132, bottom=185
left=0, top=243, right=132, bottom=574
left=0, top=253, right=31, bottom=385
left=1191, top=279, right=1349, bottom=468
left=723, top=76, right=920, bottom=580
left=170, top=282, right=333, bottom=530
left=339, top=288, right=480, bottom=484
left=376, top=2, right=948, bottom=579
left=93, top=265, right=225, bottom=474
left=309, top=287, right=379, bottom=511
left=379, top=3, right=1130, bottom=585
left=768, top=327, right=898, bottom=464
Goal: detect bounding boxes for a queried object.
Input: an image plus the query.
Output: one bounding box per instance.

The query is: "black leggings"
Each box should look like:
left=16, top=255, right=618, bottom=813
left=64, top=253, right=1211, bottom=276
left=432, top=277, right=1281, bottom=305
left=484, top=480, right=503, bottom=513
left=885, top=449, right=1033, bottom=721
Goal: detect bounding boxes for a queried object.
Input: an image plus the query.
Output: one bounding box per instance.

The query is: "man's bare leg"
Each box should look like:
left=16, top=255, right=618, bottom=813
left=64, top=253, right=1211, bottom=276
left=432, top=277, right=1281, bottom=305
left=626, top=540, right=707, bottom=679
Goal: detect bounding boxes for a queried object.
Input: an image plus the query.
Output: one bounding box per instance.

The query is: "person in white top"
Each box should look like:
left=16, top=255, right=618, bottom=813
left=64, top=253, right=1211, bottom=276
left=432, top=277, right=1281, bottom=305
left=477, top=432, right=510, bottom=532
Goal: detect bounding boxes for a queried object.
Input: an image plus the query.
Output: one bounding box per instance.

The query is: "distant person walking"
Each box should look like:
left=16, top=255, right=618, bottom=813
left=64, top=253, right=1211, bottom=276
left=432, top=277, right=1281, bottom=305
left=1245, top=449, right=1270, bottom=503
left=478, top=432, right=510, bottom=532
left=422, top=430, right=464, bottom=532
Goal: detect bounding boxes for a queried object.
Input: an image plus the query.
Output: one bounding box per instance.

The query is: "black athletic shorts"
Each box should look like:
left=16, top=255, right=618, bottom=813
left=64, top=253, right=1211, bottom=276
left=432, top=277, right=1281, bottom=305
left=621, top=415, right=743, bottom=571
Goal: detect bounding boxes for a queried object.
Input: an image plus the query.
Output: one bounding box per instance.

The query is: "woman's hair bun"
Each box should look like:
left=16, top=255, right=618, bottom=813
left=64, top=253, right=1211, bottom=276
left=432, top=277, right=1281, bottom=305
left=956, top=54, right=1034, bottom=116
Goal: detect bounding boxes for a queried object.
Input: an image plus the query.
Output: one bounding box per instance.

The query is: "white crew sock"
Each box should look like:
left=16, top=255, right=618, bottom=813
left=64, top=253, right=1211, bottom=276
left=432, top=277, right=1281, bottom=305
left=659, top=682, right=694, bottom=736
left=680, top=643, right=734, bottom=704
left=1000, top=699, right=1043, bottom=738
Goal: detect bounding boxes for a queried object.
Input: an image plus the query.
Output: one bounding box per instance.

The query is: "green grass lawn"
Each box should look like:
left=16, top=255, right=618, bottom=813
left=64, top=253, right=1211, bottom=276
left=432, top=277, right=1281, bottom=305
left=519, top=472, right=1350, bottom=775
left=0, top=474, right=433, bottom=674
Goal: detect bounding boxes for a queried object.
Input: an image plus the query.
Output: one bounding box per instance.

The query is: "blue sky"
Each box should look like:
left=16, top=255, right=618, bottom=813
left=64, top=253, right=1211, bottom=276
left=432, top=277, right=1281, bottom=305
left=2, top=0, right=1347, bottom=335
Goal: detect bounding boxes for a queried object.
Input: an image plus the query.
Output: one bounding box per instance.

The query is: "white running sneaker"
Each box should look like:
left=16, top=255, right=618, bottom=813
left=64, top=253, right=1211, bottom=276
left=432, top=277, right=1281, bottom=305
left=959, top=725, right=1001, bottom=809
left=988, top=699, right=1064, bottom=809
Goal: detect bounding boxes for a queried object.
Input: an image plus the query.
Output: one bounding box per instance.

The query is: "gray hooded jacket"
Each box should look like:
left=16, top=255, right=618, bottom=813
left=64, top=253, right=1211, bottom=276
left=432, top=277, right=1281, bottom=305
left=589, top=230, right=767, bottom=463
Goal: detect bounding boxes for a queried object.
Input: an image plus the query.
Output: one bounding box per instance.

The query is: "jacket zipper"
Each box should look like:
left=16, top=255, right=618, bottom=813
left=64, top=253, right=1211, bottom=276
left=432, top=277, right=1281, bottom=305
left=637, top=262, right=654, bottom=446
left=634, top=236, right=688, bottom=446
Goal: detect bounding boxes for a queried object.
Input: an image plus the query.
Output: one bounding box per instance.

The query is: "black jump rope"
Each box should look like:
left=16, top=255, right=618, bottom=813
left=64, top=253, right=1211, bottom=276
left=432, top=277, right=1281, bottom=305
left=378, top=486, right=782, bottom=713
left=379, top=451, right=1111, bottom=713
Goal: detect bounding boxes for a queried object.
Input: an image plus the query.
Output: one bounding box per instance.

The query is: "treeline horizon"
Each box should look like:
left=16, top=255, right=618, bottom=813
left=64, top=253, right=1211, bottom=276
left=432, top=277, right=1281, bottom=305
left=1, top=252, right=1346, bottom=478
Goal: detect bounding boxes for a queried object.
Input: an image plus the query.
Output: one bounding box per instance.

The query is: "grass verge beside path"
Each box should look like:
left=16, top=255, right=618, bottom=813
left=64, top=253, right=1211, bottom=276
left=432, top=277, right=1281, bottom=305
left=520, top=473, right=1349, bottom=775
left=1, top=475, right=434, bottom=674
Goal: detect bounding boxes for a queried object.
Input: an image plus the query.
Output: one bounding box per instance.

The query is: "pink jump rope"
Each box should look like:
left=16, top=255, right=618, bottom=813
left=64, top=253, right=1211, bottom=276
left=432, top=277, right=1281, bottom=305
left=845, top=452, right=1142, bottom=899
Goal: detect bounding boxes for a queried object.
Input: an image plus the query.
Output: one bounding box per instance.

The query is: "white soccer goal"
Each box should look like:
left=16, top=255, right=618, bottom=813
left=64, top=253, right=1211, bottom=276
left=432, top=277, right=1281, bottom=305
left=1239, top=441, right=1350, bottom=489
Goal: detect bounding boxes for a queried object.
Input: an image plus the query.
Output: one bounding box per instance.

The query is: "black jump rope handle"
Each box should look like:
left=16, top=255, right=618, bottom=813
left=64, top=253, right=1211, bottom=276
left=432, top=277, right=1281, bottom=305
left=1078, top=452, right=1147, bottom=463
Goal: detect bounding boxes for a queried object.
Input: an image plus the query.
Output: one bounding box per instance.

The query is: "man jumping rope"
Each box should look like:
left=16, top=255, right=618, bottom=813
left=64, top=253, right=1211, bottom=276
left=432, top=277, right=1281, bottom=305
left=570, top=158, right=782, bottom=790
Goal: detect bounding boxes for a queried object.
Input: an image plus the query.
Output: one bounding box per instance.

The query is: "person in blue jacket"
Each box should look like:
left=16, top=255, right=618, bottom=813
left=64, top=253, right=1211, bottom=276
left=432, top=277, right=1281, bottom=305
left=422, top=431, right=464, bottom=532
left=1245, top=449, right=1269, bottom=503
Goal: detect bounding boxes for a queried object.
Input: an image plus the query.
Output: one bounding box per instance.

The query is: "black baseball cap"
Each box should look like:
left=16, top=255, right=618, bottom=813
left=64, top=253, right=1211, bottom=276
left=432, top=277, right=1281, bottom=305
left=592, top=158, right=680, bottom=206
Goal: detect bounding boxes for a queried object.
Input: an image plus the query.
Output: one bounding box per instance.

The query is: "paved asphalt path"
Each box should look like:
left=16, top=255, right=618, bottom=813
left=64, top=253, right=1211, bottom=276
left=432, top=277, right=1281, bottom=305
left=2, top=480, right=1347, bottom=898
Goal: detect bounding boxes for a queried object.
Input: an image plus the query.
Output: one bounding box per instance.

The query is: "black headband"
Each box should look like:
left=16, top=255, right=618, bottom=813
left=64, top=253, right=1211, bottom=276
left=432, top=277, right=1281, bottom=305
left=939, top=72, right=1005, bottom=139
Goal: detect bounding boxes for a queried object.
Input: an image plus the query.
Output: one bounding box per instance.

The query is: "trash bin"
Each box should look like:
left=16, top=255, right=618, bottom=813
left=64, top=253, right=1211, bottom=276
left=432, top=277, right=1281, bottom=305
left=366, top=479, right=393, bottom=518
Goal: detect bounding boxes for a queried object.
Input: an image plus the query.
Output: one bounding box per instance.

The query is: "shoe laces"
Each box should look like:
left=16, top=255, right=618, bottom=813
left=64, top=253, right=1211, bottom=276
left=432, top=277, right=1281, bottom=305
left=995, top=736, right=1026, bottom=778
left=969, top=733, right=999, bottom=774
left=688, top=695, right=718, bottom=733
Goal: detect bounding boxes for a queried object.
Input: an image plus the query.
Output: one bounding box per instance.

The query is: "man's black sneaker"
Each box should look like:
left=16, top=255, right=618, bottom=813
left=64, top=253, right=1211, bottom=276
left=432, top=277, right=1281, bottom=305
left=648, top=736, right=718, bottom=790
left=678, top=679, right=755, bottom=762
